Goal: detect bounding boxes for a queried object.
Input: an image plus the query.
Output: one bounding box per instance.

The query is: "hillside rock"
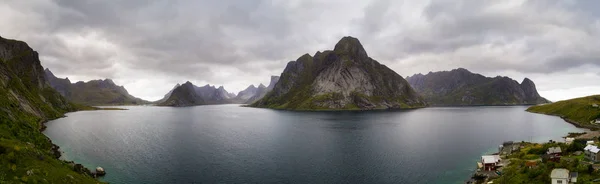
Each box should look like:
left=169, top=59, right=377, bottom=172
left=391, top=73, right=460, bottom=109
left=406, top=68, right=551, bottom=106
left=251, top=36, right=426, bottom=110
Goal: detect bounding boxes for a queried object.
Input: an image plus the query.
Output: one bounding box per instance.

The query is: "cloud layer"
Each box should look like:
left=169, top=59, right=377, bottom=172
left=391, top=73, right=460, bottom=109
left=1, top=0, right=599, bottom=101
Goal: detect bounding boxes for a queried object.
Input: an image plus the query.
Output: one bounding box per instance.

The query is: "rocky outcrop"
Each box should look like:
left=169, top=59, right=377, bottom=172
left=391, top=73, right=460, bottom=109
left=406, top=68, right=551, bottom=106
left=45, top=69, right=149, bottom=105
left=251, top=36, right=427, bottom=110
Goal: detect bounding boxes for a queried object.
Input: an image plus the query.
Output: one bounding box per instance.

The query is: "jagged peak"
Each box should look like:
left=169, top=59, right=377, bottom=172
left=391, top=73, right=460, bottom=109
left=521, top=77, right=534, bottom=84
left=297, top=53, right=313, bottom=62
left=258, top=83, right=266, bottom=88
left=452, top=68, right=471, bottom=73
left=333, top=36, right=368, bottom=58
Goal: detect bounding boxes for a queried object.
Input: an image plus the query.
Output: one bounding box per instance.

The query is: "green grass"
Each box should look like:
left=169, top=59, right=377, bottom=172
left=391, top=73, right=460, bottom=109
left=527, top=95, right=600, bottom=126
left=494, top=141, right=600, bottom=184
left=0, top=37, right=104, bottom=183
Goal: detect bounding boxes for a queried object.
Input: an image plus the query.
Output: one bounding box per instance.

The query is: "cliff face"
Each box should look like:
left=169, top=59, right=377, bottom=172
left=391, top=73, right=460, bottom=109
left=0, top=36, right=73, bottom=120
left=406, top=68, right=551, bottom=106
left=45, top=69, right=148, bottom=105
left=0, top=36, right=100, bottom=183
left=251, top=36, right=426, bottom=110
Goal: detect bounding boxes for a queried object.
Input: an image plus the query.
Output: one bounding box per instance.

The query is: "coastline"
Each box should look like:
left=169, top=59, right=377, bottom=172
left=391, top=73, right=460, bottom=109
left=40, top=111, right=108, bottom=180
left=467, top=111, right=596, bottom=183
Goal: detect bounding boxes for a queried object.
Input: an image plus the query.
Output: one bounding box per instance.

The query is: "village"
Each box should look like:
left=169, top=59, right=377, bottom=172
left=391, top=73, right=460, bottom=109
left=468, top=136, right=600, bottom=184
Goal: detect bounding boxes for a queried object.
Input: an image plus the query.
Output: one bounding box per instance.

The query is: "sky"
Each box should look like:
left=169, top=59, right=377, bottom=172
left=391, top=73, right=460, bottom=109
left=1, top=0, right=600, bottom=101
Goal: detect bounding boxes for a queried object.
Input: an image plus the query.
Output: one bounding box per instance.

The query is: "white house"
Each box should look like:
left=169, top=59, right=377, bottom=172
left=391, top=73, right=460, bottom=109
left=481, top=155, right=501, bottom=171
left=584, top=145, right=600, bottom=162
left=587, top=141, right=595, bottom=145
left=550, top=169, right=569, bottom=184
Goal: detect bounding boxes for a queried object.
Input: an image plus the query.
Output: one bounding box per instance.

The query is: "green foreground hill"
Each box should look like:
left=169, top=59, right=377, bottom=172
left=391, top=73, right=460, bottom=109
left=527, top=95, right=600, bottom=127
left=0, top=36, right=102, bottom=183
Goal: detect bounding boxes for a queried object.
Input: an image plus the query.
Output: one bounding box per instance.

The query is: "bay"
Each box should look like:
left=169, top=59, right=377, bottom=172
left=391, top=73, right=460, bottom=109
left=43, top=105, right=583, bottom=184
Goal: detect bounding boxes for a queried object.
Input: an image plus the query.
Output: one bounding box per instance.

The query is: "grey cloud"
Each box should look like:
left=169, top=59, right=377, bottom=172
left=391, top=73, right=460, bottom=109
left=1, top=0, right=600, bottom=100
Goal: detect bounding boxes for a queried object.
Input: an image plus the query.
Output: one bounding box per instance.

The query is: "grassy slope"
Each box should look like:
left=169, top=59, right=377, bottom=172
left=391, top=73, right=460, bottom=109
left=527, top=95, right=600, bottom=126
left=0, top=45, right=102, bottom=182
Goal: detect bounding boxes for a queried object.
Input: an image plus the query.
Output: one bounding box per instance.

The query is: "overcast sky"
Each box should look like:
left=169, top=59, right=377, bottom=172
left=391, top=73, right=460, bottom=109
left=2, top=0, right=599, bottom=101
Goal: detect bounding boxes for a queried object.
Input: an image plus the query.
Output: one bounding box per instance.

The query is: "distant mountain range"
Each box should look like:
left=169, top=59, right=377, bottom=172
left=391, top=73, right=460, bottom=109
left=406, top=68, right=550, bottom=106
left=158, top=76, right=280, bottom=107
left=250, top=36, right=427, bottom=110
left=45, top=69, right=149, bottom=106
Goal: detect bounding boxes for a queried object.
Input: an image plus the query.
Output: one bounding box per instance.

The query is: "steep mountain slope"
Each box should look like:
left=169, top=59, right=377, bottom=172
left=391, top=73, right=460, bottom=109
left=527, top=95, right=600, bottom=128
left=155, top=83, right=181, bottom=104
left=245, top=76, right=280, bottom=104
left=251, top=36, right=426, bottom=110
left=157, top=82, right=235, bottom=106
left=45, top=69, right=148, bottom=105
left=406, top=68, right=551, bottom=106
left=0, top=36, right=102, bottom=183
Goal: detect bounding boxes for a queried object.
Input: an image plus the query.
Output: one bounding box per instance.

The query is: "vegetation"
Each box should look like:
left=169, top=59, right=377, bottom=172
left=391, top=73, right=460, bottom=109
left=1, top=36, right=103, bottom=183
left=527, top=95, right=600, bottom=127
left=494, top=141, right=600, bottom=183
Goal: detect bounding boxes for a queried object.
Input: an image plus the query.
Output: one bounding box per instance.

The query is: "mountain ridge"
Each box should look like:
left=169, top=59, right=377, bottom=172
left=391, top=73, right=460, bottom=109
left=406, top=68, right=551, bottom=106
left=44, top=69, right=149, bottom=106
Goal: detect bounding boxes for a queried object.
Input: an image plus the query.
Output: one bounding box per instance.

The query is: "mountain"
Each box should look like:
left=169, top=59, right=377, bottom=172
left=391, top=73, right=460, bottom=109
left=155, top=83, right=181, bottom=104
left=527, top=95, right=600, bottom=128
left=157, top=82, right=235, bottom=106
left=45, top=69, right=148, bottom=105
left=245, top=76, right=280, bottom=104
left=157, top=82, right=204, bottom=107
left=250, top=36, right=427, bottom=110
left=0, top=36, right=102, bottom=183
left=405, top=68, right=551, bottom=106
left=235, top=85, right=259, bottom=101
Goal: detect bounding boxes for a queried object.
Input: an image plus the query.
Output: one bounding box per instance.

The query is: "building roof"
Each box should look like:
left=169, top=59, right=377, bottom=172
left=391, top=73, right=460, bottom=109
left=586, top=145, right=600, bottom=153
left=585, top=145, right=595, bottom=151
left=481, top=155, right=501, bottom=164
left=550, top=168, right=570, bottom=179
left=547, top=147, right=562, bottom=154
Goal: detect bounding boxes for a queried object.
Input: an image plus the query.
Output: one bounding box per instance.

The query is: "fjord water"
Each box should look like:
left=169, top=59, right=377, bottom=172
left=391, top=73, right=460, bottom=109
left=44, top=105, right=582, bottom=184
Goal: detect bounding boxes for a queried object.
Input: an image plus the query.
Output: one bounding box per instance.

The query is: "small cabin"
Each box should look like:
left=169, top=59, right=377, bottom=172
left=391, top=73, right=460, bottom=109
left=481, top=155, right=501, bottom=171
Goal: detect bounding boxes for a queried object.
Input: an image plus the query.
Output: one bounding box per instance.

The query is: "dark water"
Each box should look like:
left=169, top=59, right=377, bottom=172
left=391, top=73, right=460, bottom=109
left=44, top=105, right=583, bottom=184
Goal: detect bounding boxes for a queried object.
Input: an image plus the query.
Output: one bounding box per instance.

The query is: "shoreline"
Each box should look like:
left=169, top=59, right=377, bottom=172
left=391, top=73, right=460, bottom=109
left=467, top=111, right=596, bottom=183
left=40, top=112, right=106, bottom=180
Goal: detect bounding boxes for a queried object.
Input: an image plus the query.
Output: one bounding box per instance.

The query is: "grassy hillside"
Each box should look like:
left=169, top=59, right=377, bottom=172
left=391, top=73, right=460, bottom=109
left=527, top=95, right=600, bottom=127
left=0, top=36, right=103, bottom=183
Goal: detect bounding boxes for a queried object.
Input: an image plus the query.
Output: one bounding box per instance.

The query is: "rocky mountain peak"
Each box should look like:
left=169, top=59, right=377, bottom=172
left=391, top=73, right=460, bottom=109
left=333, top=36, right=368, bottom=59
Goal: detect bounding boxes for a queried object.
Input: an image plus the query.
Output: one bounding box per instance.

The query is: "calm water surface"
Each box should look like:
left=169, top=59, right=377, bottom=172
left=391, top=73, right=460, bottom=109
left=44, top=105, right=584, bottom=184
